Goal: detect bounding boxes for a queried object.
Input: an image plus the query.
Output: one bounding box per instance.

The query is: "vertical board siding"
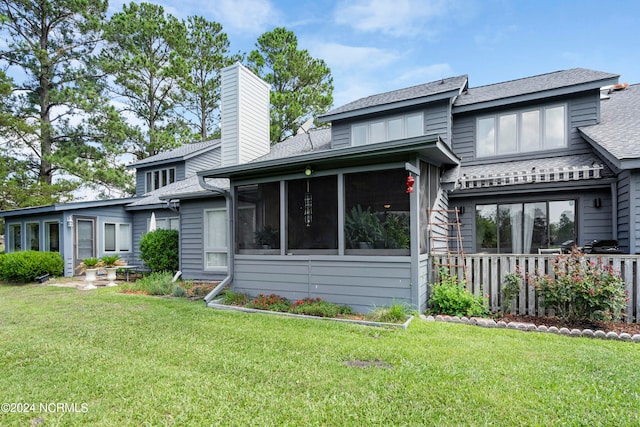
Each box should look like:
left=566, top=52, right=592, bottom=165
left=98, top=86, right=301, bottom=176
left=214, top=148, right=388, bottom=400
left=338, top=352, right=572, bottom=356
left=233, top=256, right=412, bottom=313
left=433, top=254, right=640, bottom=323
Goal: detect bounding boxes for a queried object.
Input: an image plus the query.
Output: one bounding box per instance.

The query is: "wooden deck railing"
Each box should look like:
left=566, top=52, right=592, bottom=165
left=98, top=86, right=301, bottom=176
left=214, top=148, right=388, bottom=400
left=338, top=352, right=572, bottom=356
left=432, top=253, right=640, bottom=323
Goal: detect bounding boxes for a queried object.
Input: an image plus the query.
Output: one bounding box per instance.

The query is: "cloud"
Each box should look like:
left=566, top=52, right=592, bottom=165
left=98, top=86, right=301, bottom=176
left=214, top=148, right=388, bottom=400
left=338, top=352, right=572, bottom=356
left=334, top=0, right=455, bottom=37
left=395, top=63, right=455, bottom=85
left=203, top=0, right=279, bottom=34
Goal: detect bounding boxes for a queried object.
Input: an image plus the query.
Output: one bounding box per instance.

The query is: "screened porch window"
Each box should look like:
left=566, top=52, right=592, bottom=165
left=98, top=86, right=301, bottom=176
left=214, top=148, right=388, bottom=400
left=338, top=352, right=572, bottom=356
left=236, top=182, right=280, bottom=253
left=475, top=200, right=575, bottom=253
left=287, top=175, right=338, bottom=254
left=344, top=169, right=410, bottom=254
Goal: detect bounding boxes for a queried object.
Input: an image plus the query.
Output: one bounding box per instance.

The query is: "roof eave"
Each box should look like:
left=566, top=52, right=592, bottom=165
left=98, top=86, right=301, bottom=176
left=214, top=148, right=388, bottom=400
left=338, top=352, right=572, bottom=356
left=158, top=190, right=217, bottom=201
left=0, top=197, right=138, bottom=218
left=125, top=143, right=220, bottom=170
left=453, top=77, right=619, bottom=113
left=320, top=86, right=465, bottom=122
left=199, top=135, right=459, bottom=180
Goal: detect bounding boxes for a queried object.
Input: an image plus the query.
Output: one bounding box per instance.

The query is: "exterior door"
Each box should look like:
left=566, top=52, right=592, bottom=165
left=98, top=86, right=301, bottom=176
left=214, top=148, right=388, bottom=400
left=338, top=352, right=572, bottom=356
left=75, top=217, right=96, bottom=270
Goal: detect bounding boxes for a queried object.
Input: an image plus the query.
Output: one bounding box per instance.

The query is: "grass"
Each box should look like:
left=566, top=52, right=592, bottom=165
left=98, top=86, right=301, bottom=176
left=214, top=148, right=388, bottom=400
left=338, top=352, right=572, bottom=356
left=1, top=285, right=640, bottom=426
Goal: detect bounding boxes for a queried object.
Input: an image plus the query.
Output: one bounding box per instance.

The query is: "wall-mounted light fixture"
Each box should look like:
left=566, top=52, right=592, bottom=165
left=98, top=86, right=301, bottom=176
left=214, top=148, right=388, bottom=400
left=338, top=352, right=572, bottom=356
left=457, top=206, right=465, bottom=215
left=594, top=197, right=602, bottom=209
left=66, top=217, right=73, bottom=228
left=304, top=166, right=312, bottom=176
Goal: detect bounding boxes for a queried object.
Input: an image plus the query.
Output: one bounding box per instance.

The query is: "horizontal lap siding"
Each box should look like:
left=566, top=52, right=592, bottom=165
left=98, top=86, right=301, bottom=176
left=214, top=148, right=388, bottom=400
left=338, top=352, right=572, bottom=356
left=330, top=122, right=350, bottom=149
left=617, top=171, right=631, bottom=252
left=233, top=256, right=412, bottom=313
left=424, top=101, right=450, bottom=144
left=180, top=199, right=227, bottom=281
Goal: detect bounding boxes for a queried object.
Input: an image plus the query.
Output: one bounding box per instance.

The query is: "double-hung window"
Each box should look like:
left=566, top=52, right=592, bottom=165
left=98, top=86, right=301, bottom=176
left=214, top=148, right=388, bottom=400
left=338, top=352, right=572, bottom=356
left=477, top=105, right=566, bottom=157
left=145, top=167, right=176, bottom=192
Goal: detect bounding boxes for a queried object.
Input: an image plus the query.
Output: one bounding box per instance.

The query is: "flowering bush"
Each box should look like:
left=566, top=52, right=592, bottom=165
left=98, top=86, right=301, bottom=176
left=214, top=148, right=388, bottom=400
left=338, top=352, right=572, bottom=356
left=245, top=294, right=292, bottom=312
left=531, top=248, right=627, bottom=322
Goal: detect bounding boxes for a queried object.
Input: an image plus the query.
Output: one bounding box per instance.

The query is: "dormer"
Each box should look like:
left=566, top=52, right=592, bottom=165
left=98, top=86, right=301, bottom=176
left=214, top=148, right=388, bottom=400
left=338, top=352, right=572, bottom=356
left=127, top=139, right=221, bottom=196
left=319, top=75, right=468, bottom=149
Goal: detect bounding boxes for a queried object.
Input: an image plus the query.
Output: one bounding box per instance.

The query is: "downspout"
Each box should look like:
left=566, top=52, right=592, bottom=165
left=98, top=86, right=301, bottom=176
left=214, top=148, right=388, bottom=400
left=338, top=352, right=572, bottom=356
left=199, top=175, right=234, bottom=304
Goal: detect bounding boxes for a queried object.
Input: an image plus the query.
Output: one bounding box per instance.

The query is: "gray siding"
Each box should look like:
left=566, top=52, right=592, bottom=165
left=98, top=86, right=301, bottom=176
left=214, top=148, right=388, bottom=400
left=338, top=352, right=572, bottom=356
left=424, top=100, right=451, bottom=144
left=130, top=209, right=178, bottom=268
left=185, top=148, right=221, bottom=177
left=179, top=198, right=228, bottom=281
left=330, top=121, right=351, bottom=149
left=452, top=93, right=600, bottom=164
left=233, top=256, right=412, bottom=313
left=617, top=171, right=631, bottom=253
left=135, top=162, right=186, bottom=196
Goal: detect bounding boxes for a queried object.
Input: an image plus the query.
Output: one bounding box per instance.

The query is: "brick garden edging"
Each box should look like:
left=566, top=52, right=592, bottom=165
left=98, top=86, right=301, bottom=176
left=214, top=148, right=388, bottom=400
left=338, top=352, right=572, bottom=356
left=420, top=314, right=640, bottom=343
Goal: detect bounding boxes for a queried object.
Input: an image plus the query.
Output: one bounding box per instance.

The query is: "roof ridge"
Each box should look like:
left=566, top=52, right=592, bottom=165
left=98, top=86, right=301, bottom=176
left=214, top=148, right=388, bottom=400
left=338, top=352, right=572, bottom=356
left=467, top=68, right=614, bottom=90
left=353, top=74, right=468, bottom=101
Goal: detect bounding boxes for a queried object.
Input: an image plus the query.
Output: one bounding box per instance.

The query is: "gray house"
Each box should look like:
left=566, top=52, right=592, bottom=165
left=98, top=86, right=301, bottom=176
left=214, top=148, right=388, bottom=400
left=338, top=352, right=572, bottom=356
left=2, top=64, right=639, bottom=313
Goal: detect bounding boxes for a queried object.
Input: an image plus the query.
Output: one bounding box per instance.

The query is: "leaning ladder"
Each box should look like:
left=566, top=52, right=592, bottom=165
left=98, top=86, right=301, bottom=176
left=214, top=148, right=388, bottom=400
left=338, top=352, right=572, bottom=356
left=428, top=209, right=467, bottom=284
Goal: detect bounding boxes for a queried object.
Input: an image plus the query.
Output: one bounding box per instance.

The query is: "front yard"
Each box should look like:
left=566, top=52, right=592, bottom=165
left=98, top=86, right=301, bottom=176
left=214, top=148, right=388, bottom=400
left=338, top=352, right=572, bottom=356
left=1, top=284, right=639, bottom=426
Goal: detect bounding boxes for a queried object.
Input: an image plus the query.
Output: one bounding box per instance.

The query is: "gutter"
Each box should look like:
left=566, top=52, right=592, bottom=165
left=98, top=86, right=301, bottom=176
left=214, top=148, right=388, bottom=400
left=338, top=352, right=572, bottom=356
left=198, top=175, right=234, bottom=304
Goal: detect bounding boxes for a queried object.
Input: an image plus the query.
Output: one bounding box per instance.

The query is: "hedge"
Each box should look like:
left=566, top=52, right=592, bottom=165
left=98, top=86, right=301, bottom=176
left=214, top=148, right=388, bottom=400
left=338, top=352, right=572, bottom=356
left=0, top=251, right=64, bottom=283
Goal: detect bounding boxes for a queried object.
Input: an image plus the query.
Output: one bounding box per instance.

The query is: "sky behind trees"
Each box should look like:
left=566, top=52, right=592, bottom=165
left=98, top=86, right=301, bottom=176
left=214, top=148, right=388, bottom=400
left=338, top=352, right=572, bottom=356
left=112, top=0, right=639, bottom=108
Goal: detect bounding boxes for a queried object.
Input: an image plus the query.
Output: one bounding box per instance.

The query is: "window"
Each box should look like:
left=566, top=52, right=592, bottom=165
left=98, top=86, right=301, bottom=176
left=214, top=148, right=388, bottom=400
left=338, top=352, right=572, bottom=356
left=45, top=221, right=60, bottom=252
left=145, top=167, right=176, bottom=192
left=236, top=182, right=280, bottom=253
left=205, top=209, right=227, bottom=269
left=26, top=222, right=40, bottom=251
left=345, top=169, right=410, bottom=254
left=148, top=217, right=179, bottom=231
left=287, top=176, right=338, bottom=253
left=8, top=223, right=21, bottom=252
left=476, top=105, right=566, bottom=157
left=351, top=113, right=424, bottom=145
left=475, top=200, right=575, bottom=254
left=104, top=223, right=131, bottom=252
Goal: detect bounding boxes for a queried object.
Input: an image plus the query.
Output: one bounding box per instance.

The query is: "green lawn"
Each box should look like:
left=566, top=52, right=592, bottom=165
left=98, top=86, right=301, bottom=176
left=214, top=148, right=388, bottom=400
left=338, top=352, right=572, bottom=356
left=1, top=284, right=639, bottom=426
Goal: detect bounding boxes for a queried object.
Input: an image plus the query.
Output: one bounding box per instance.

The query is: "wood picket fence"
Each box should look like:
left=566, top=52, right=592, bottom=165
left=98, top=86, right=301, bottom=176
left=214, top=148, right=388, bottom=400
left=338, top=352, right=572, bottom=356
left=433, top=253, right=640, bottom=323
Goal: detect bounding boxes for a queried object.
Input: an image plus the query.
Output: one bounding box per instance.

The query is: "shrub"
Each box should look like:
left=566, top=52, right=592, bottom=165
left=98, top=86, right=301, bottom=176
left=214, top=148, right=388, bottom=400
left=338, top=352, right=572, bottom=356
left=122, top=272, right=176, bottom=295
left=0, top=251, right=64, bottom=283
left=530, top=248, right=627, bottom=322
left=245, top=294, right=292, bottom=312
left=501, top=271, right=522, bottom=314
left=172, top=286, right=186, bottom=297
left=428, top=269, right=489, bottom=317
left=139, top=229, right=179, bottom=272
left=290, top=297, right=353, bottom=318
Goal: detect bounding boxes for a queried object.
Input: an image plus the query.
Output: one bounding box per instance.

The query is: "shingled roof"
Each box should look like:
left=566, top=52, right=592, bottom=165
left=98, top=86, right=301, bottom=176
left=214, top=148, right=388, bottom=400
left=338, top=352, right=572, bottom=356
left=128, top=139, right=221, bottom=169
left=579, top=84, right=640, bottom=166
left=320, top=75, right=468, bottom=120
left=454, top=68, right=619, bottom=108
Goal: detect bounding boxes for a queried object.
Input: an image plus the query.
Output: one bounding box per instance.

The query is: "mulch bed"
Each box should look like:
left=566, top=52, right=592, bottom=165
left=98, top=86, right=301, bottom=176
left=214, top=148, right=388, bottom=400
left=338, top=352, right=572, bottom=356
left=495, top=314, right=640, bottom=336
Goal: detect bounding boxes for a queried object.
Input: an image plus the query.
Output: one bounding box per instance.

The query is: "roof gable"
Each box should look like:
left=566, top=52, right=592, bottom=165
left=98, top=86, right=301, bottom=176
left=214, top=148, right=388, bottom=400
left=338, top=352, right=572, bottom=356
left=127, top=139, right=221, bottom=170
left=320, top=75, right=468, bottom=121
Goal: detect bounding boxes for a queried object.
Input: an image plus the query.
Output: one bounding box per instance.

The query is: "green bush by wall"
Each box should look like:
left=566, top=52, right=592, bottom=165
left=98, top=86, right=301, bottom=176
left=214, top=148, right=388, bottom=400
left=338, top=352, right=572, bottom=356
left=139, top=229, right=179, bottom=273
left=0, top=251, right=64, bottom=283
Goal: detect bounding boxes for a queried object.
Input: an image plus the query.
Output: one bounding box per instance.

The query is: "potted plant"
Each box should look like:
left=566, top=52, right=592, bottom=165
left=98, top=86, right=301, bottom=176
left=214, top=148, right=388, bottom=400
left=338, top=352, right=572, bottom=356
left=254, top=225, right=279, bottom=249
left=100, top=255, right=126, bottom=287
left=76, top=257, right=100, bottom=290
left=345, top=205, right=383, bottom=249
left=382, top=213, right=410, bottom=249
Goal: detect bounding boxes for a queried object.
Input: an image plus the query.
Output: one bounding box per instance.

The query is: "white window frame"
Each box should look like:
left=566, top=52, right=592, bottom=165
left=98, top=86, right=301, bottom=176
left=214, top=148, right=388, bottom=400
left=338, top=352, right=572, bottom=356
left=476, top=104, right=567, bottom=158
left=145, top=167, right=177, bottom=192
left=351, top=112, right=424, bottom=146
left=204, top=208, right=227, bottom=270
left=103, top=222, right=132, bottom=253
left=147, top=216, right=179, bottom=232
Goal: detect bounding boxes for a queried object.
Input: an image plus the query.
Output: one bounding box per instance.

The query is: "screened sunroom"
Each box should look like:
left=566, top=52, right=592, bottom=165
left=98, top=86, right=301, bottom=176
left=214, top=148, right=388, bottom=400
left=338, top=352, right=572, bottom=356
left=199, top=136, right=458, bottom=313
